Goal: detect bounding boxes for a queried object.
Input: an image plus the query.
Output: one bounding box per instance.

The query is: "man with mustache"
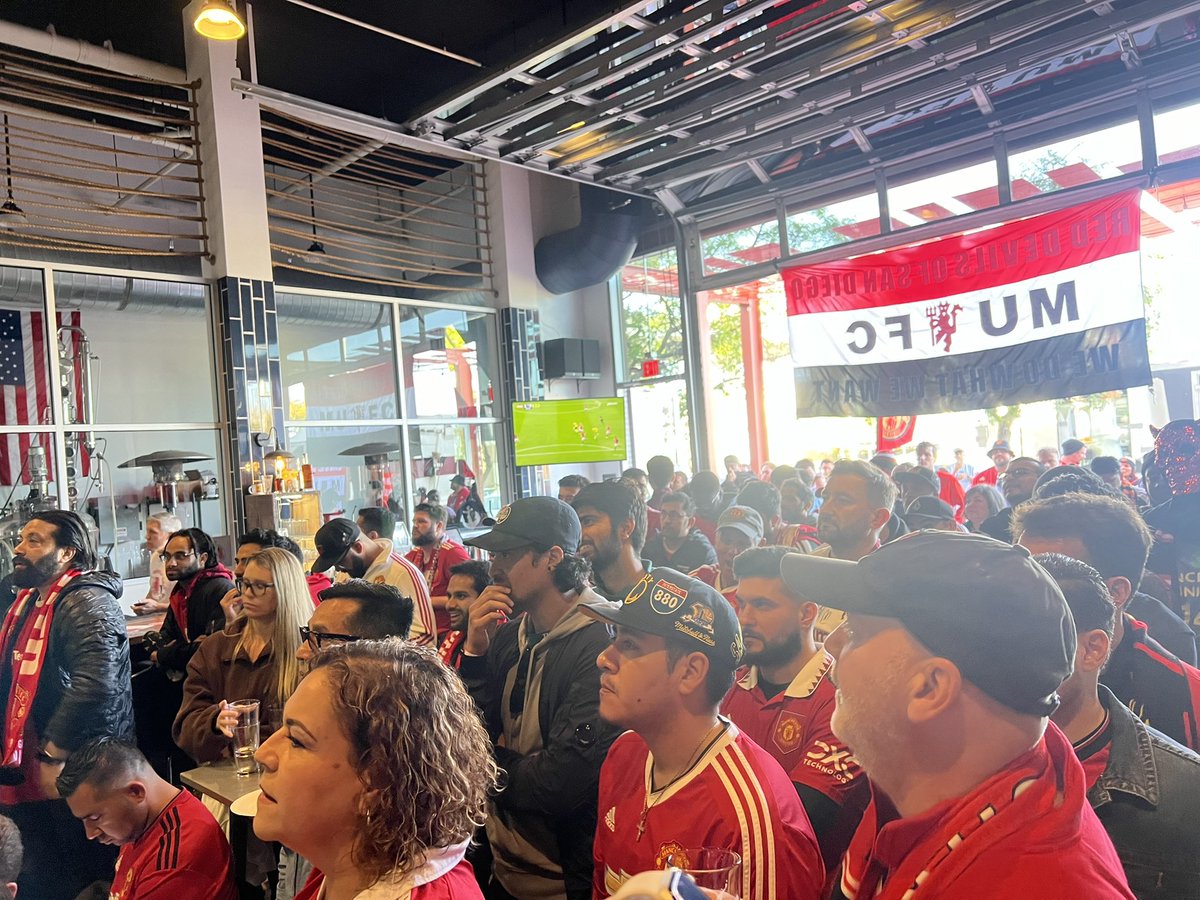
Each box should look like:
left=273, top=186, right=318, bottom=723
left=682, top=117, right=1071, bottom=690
left=461, top=497, right=620, bottom=900
left=0, top=510, right=133, bottom=900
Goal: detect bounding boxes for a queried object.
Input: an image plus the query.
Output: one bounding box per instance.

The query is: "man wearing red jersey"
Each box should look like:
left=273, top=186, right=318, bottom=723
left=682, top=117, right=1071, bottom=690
left=59, top=737, right=234, bottom=900
left=405, top=503, right=470, bottom=638
left=689, top=505, right=762, bottom=610
left=783, top=531, right=1133, bottom=899
left=720, top=546, right=867, bottom=870
left=435, top=560, right=490, bottom=671
left=588, top=568, right=824, bottom=900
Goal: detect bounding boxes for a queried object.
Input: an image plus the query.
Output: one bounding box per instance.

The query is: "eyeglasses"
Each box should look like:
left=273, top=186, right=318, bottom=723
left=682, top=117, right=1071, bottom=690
left=298, top=625, right=361, bottom=651
left=159, top=550, right=196, bottom=563
left=236, top=578, right=275, bottom=597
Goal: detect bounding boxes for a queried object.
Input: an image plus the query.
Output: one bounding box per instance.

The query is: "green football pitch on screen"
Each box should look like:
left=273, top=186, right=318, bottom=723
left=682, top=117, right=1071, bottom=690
left=511, top=398, right=628, bottom=466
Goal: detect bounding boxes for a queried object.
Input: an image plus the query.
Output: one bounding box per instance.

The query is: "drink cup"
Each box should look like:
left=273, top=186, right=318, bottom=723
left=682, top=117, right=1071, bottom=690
left=663, top=848, right=742, bottom=894
left=229, top=699, right=260, bottom=776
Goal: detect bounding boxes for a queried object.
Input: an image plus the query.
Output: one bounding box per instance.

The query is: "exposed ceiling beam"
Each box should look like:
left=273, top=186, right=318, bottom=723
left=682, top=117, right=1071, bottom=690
left=602, top=0, right=1188, bottom=187
left=502, top=0, right=883, bottom=164
left=551, top=0, right=1017, bottom=173
left=407, top=0, right=661, bottom=123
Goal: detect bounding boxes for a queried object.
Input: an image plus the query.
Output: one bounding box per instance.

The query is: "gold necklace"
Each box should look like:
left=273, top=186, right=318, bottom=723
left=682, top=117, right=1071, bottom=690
left=636, top=720, right=728, bottom=841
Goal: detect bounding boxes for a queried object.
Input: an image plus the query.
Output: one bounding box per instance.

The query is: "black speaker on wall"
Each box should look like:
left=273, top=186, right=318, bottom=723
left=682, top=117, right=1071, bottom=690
left=542, top=338, right=602, bottom=379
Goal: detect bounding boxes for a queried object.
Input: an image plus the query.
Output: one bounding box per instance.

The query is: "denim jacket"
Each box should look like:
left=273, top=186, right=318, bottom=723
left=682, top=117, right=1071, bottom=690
left=1091, top=686, right=1200, bottom=898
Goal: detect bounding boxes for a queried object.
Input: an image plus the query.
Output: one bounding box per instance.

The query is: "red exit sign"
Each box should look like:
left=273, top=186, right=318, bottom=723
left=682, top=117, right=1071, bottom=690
left=642, top=359, right=660, bottom=378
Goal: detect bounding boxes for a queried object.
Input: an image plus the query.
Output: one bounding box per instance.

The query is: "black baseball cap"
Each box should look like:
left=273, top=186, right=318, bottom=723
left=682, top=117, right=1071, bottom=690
left=464, top=497, right=581, bottom=554
left=582, top=568, right=744, bottom=665
left=904, top=495, right=956, bottom=526
left=895, top=466, right=939, bottom=494
left=312, top=518, right=360, bottom=574
left=780, top=531, right=1075, bottom=716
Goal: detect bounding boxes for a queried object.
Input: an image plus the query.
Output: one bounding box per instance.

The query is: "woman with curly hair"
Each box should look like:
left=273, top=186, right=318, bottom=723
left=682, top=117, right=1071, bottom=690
left=254, top=640, right=497, bottom=899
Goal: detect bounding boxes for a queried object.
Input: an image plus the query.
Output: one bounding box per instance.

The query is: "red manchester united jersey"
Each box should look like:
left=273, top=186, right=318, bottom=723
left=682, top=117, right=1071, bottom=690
left=721, top=653, right=862, bottom=803
left=721, top=653, right=868, bottom=869
left=405, top=540, right=470, bottom=635
left=110, top=789, right=235, bottom=900
left=593, top=725, right=823, bottom=900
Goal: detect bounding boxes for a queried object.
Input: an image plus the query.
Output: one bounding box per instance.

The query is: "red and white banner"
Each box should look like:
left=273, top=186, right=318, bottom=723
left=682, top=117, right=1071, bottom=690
left=782, top=190, right=1150, bottom=416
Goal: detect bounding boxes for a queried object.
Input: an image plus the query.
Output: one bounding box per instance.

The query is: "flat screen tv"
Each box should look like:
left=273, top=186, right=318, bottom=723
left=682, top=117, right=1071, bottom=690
left=512, top=398, right=628, bottom=466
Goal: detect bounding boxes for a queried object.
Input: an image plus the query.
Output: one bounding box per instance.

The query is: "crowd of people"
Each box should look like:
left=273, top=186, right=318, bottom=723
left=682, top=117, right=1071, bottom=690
left=1, top=423, right=1200, bottom=899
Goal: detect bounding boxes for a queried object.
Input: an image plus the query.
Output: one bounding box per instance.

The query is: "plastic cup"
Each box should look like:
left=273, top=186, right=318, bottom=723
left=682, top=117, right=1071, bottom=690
left=663, top=848, right=742, bottom=893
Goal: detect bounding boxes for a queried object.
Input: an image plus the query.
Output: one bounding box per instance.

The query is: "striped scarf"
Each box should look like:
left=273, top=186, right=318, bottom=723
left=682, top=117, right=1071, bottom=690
left=0, top=569, right=83, bottom=776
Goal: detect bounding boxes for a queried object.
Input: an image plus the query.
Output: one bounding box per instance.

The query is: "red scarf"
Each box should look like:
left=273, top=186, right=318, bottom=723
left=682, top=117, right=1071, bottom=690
left=0, top=568, right=83, bottom=802
left=169, top=565, right=233, bottom=640
left=839, top=725, right=1077, bottom=898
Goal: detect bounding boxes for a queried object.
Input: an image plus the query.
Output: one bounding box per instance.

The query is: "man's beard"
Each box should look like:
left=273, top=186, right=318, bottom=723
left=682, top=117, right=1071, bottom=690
left=743, top=631, right=802, bottom=672
left=413, top=530, right=439, bottom=547
left=12, top=554, right=66, bottom=588
left=585, top=534, right=621, bottom=572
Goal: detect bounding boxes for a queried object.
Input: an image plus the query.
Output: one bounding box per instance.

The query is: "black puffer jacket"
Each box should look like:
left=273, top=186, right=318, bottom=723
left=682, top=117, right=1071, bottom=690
left=3, top=571, right=135, bottom=753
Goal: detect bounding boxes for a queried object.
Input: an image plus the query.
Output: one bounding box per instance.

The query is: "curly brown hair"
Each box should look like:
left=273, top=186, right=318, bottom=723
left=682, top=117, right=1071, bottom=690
left=310, top=640, right=497, bottom=882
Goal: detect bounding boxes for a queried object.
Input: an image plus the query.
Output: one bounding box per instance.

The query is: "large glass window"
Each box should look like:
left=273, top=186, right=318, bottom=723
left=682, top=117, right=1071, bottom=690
left=399, top=307, right=498, bottom=419
left=53, top=274, right=216, bottom=425
left=887, top=159, right=999, bottom=231
left=407, top=423, right=501, bottom=521
left=1008, top=119, right=1142, bottom=199
left=618, top=252, right=686, bottom=382
left=278, top=293, right=398, bottom=422
left=92, top=429, right=226, bottom=578
left=1154, top=100, right=1200, bottom=165
left=785, top=192, right=881, bottom=251
left=285, top=424, right=406, bottom=524
left=701, top=214, right=781, bottom=276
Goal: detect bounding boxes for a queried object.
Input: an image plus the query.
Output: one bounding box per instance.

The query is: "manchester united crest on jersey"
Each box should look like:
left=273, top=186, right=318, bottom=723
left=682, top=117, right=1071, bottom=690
left=654, top=841, right=689, bottom=870
left=773, top=711, right=806, bottom=754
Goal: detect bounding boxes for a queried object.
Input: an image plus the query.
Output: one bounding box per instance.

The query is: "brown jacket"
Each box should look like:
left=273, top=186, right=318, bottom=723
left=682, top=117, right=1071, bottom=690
left=172, top=618, right=280, bottom=764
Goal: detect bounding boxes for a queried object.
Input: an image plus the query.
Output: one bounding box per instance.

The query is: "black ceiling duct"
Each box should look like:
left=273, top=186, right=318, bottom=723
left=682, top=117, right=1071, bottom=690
left=535, top=185, right=644, bottom=295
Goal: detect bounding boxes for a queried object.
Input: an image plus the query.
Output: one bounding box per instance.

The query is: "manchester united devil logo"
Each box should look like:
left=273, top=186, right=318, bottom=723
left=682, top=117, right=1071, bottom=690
left=927, top=301, right=964, bottom=352
left=655, top=841, right=689, bottom=870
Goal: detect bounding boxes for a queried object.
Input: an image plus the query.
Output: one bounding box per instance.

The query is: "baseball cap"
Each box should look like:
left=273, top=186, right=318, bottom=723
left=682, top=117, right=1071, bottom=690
left=895, top=466, right=939, bottom=494
left=312, top=519, right=360, bottom=574
left=464, top=496, right=580, bottom=554
left=780, top=531, right=1075, bottom=716
left=987, top=440, right=1013, bottom=458
left=904, top=495, right=956, bottom=526
left=582, top=567, right=744, bottom=665
left=716, top=505, right=763, bottom=543
left=1062, top=438, right=1086, bottom=456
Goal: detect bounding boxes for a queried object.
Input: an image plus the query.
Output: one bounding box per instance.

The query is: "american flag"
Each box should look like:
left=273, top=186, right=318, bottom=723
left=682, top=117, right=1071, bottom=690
left=0, top=310, right=86, bottom=485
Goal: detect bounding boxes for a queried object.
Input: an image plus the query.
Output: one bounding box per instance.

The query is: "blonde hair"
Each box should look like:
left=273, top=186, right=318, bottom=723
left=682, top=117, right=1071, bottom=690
left=310, top=640, right=498, bottom=883
left=237, top=547, right=309, bottom=706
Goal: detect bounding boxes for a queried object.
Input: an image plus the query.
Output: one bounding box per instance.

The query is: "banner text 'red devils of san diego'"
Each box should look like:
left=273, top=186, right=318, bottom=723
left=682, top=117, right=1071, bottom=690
left=782, top=190, right=1150, bottom=416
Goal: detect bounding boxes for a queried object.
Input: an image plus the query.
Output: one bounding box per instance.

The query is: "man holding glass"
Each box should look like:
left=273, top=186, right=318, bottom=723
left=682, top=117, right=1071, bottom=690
left=588, top=568, right=824, bottom=900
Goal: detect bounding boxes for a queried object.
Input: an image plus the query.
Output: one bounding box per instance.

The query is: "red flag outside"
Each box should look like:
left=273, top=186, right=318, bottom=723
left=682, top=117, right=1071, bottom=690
left=877, top=416, right=916, bottom=453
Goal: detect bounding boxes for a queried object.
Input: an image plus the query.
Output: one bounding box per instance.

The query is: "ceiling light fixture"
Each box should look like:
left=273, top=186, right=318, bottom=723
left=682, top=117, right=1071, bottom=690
left=194, top=0, right=247, bottom=41
left=305, top=172, right=325, bottom=257
left=0, top=114, right=26, bottom=230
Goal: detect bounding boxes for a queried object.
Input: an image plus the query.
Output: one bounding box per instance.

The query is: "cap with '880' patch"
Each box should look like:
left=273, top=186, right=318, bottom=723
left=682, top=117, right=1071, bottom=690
left=581, top=567, right=744, bottom=664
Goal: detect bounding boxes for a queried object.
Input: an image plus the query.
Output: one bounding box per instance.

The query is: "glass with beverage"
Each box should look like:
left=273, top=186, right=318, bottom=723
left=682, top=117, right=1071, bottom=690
left=663, top=848, right=742, bottom=894
left=229, top=699, right=261, bottom=776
